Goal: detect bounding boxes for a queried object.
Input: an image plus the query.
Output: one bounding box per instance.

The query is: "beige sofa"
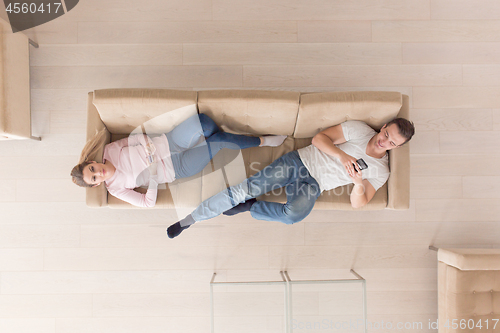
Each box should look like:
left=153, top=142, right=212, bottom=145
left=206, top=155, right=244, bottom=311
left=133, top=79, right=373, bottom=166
left=0, top=18, right=40, bottom=141
left=85, top=89, right=410, bottom=210
left=436, top=248, right=500, bottom=333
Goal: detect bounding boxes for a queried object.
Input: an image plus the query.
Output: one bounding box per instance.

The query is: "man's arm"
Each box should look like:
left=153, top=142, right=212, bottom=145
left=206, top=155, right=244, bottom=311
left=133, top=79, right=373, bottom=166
left=108, top=181, right=158, bottom=208
left=311, top=124, right=359, bottom=177
left=311, top=124, right=347, bottom=156
left=350, top=173, right=377, bottom=209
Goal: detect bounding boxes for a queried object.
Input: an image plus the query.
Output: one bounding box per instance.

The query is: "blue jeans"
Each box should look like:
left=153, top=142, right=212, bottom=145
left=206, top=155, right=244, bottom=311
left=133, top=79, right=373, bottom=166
left=191, top=150, right=321, bottom=224
left=166, top=114, right=260, bottom=179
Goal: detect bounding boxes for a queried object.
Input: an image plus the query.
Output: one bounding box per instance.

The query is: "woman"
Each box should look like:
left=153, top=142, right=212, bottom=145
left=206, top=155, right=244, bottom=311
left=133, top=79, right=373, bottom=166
left=71, top=113, right=286, bottom=207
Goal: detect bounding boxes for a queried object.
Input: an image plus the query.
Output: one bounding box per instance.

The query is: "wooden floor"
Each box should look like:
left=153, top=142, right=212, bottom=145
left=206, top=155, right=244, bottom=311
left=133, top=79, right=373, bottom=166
left=1, top=0, right=500, bottom=332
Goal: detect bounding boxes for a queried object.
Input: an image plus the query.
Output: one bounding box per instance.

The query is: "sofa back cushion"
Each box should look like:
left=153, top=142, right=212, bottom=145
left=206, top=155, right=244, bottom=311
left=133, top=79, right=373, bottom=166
left=294, top=91, right=403, bottom=138
left=93, top=89, right=198, bottom=135
left=198, top=90, right=300, bottom=136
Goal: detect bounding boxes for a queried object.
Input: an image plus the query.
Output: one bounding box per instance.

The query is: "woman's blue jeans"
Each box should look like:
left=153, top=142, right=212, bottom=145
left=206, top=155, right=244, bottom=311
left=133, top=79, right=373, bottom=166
left=166, top=114, right=260, bottom=179
left=190, top=150, right=321, bottom=224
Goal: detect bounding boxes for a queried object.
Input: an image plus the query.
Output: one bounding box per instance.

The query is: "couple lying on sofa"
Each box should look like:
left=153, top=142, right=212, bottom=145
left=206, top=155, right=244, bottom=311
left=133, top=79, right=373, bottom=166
left=71, top=113, right=414, bottom=238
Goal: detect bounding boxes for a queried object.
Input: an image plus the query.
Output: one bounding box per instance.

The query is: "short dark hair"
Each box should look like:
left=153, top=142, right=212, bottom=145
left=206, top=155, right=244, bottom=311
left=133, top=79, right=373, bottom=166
left=386, top=118, right=415, bottom=145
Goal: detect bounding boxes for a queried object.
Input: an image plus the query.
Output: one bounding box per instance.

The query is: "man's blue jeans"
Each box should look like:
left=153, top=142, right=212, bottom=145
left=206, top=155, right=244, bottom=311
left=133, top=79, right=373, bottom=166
left=191, top=150, right=321, bottom=224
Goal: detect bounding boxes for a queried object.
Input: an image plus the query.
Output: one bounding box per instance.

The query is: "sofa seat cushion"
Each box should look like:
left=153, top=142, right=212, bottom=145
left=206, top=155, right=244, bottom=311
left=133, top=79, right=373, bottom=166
left=198, top=90, right=300, bottom=136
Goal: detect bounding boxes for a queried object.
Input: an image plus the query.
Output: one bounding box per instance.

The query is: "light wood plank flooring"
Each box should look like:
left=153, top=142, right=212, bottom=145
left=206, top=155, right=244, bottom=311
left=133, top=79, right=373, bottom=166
left=1, top=0, right=500, bottom=332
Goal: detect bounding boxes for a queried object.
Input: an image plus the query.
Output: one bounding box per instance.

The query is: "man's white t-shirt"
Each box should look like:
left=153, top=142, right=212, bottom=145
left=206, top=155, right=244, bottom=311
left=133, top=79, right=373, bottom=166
left=297, top=120, right=390, bottom=193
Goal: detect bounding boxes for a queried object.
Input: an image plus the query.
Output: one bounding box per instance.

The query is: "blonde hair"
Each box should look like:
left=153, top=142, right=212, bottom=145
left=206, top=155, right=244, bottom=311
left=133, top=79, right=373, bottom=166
left=71, top=129, right=107, bottom=187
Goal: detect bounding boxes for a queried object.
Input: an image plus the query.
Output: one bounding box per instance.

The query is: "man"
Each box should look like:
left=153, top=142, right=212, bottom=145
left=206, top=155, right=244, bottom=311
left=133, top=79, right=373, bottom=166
left=167, top=118, right=415, bottom=238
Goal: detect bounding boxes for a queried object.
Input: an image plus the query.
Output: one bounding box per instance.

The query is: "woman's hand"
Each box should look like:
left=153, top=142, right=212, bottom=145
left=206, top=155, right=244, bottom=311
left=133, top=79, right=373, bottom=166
left=339, top=152, right=360, bottom=177
left=142, top=135, right=157, bottom=177
left=143, top=134, right=156, bottom=156
left=148, top=157, right=158, bottom=176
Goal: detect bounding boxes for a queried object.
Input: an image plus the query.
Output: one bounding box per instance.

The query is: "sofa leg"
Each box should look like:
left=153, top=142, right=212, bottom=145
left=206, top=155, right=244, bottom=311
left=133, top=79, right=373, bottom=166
left=29, top=39, right=39, bottom=48
left=30, top=136, right=41, bottom=141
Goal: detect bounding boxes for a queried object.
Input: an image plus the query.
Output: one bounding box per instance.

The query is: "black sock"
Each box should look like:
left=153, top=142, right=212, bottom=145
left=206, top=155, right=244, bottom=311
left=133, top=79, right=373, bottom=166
left=167, top=215, right=194, bottom=239
left=223, top=198, right=257, bottom=216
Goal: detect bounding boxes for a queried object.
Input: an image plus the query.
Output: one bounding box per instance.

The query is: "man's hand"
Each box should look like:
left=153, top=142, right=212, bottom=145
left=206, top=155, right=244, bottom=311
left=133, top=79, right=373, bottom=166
left=349, top=169, right=371, bottom=209
left=339, top=152, right=360, bottom=177
left=348, top=167, right=364, bottom=186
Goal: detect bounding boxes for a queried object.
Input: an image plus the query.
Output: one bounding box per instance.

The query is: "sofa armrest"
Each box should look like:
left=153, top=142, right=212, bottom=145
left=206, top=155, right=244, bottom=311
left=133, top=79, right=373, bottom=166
left=438, top=248, right=500, bottom=271
left=85, top=92, right=110, bottom=208
left=386, top=94, right=410, bottom=210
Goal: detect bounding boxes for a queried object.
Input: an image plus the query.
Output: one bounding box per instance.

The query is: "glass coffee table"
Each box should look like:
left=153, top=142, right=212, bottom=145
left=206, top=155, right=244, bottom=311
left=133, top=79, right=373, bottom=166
left=210, top=270, right=367, bottom=333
